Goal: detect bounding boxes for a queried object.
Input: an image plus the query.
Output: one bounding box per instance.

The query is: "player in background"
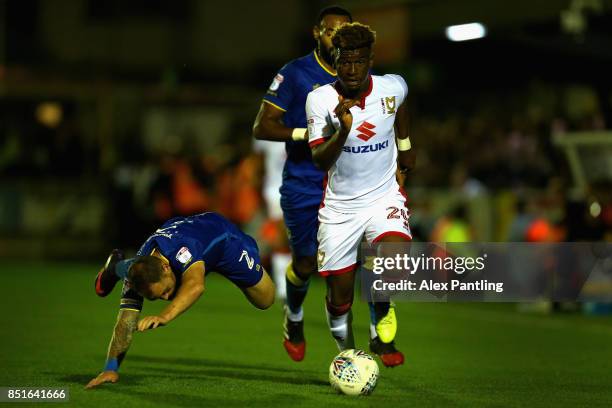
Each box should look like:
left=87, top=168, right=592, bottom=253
left=87, top=212, right=274, bottom=388
left=306, top=23, right=415, bottom=367
left=252, top=6, right=352, bottom=362
left=253, top=139, right=290, bottom=301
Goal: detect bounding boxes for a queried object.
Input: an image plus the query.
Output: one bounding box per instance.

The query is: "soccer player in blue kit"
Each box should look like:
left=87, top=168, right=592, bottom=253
left=86, top=212, right=274, bottom=389
left=252, top=6, right=352, bottom=362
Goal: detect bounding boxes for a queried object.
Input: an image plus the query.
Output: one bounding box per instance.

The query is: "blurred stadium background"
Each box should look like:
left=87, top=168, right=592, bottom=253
left=1, top=0, right=611, bottom=260
left=1, top=0, right=611, bottom=262
left=1, top=1, right=612, bottom=406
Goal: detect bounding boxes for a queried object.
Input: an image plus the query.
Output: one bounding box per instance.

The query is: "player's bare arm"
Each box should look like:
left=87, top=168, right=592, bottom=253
left=138, top=261, right=205, bottom=331
left=311, top=96, right=358, bottom=171
left=395, top=102, right=415, bottom=175
left=85, top=309, right=139, bottom=389
left=252, top=102, right=307, bottom=142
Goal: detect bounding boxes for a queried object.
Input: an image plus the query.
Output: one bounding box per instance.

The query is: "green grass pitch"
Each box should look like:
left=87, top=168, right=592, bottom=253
left=1, top=261, right=611, bottom=407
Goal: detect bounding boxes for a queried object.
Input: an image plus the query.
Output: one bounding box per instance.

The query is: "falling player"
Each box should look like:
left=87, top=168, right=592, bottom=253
left=306, top=22, right=415, bottom=366
left=252, top=6, right=352, bottom=361
left=86, top=212, right=274, bottom=388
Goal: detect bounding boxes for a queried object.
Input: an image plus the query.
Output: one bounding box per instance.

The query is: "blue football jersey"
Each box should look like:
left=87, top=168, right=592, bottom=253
left=119, top=212, right=251, bottom=311
left=263, top=51, right=337, bottom=197
left=136, top=213, right=239, bottom=272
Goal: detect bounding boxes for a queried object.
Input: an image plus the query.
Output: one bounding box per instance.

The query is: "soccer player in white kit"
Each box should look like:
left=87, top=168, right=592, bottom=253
left=306, top=22, right=415, bottom=367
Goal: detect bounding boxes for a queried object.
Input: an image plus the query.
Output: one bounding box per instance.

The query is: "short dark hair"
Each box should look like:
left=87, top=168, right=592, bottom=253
left=128, top=256, right=164, bottom=297
left=332, top=22, right=376, bottom=51
left=317, top=5, right=352, bottom=25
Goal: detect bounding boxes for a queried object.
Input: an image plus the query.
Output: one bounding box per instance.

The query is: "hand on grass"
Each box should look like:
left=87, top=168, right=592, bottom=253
left=137, top=315, right=168, bottom=331
left=85, top=371, right=119, bottom=389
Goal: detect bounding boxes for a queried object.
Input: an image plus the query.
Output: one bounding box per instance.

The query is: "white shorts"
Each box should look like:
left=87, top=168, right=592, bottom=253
left=317, top=188, right=412, bottom=277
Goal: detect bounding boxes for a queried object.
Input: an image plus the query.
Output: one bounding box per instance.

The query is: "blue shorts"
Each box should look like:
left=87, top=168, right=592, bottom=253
left=214, top=232, right=264, bottom=288
left=280, top=190, right=322, bottom=258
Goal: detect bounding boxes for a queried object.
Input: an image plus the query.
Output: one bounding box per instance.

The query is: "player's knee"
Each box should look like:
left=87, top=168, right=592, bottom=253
left=327, top=285, right=354, bottom=306
left=293, top=256, right=317, bottom=279
left=255, top=289, right=275, bottom=310
left=326, top=296, right=353, bottom=315
left=326, top=273, right=355, bottom=304
left=334, top=292, right=354, bottom=306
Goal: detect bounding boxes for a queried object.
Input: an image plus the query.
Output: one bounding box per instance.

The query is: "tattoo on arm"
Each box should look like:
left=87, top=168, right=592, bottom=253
left=106, top=309, right=139, bottom=365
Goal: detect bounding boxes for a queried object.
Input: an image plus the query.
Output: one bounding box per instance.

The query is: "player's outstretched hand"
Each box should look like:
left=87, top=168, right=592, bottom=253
left=335, top=95, right=357, bottom=133
left=137, top=315, right=168, bottom=331
left=85, top=371, right=119, bottom=389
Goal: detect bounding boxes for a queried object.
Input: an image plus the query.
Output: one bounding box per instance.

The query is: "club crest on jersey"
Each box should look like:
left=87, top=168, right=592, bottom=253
left=176, top=247, right=192, bottom=264
left=356, top=121, right=376, bottom=142
left=381, top=96, right=396, bottom=114
left=269, top=73, right=284, bottom=91
left=317, top=249, right=325, bottom=269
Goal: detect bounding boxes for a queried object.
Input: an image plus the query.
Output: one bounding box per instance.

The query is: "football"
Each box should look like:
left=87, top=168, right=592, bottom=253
left=329, top=349, right=379, bottom=396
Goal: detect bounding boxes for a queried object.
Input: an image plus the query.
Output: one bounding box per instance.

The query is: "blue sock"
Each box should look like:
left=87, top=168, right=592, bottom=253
left=115, top=259, right=134, bottom=280
left=368, top=302, right=377, bottom=324
left=368, top=301, right=390, bottom=324
left=285, top=263, right=310, bottom=317
left=286, top=278, right=310, bottom=315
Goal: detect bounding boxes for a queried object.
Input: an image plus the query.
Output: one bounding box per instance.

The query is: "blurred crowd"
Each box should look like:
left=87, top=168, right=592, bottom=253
left=412, top=82, right=607, bottom=189
left=0, top=101, right=101, bottom=179
left=1, top=81, right=611, bottom=254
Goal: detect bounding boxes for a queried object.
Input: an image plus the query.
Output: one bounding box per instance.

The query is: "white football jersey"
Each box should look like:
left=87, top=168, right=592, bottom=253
left=306, top=74, right=408, bottom=212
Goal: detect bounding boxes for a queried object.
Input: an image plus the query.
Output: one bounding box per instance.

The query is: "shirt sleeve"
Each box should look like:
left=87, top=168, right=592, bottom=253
left=306, top=90, right=334, bottom=149
left=262, top=64, right=296, bottom=112
left=388, top=74, right=409, bottom=105
left=167, top=241, right=204, bottom=274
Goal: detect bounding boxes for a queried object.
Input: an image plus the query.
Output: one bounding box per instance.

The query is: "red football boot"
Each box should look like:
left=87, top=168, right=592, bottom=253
left=369, top=336, right=405, bottom=367
left=283, top=307, right=305, bottom=361
left=95, top=249, right=124, bottom=297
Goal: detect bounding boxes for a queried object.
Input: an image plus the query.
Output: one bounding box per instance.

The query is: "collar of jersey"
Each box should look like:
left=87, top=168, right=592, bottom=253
left=313, top=50, right=336, bottom=76
left=334, top=75, right=373, bottom=110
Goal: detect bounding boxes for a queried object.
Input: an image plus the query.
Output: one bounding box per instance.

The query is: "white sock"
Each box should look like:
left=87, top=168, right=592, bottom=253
left=287, top=307, right=303, bottom=322
left=326, top=309, right=355, bottom=351
left=369, top=323, right=378, bottom=340
left=272, top=253, right=290, bottom=300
